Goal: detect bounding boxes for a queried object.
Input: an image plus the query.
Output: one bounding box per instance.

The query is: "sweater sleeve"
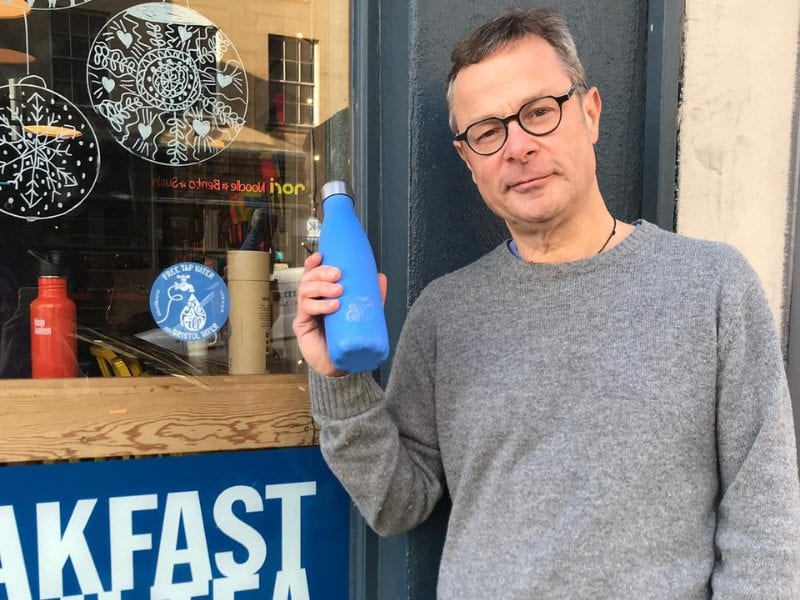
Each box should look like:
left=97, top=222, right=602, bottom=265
left=308, top=302, right=444, bottom=536
left=712, top=269, right=800, bottom=597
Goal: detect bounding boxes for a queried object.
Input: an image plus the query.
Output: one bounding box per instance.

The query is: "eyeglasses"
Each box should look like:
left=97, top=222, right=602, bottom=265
left=454, top=83, right=580, bottom=156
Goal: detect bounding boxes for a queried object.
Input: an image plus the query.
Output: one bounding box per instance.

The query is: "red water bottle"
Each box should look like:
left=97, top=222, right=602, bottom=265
left=30, top=253, right=77, bottom=378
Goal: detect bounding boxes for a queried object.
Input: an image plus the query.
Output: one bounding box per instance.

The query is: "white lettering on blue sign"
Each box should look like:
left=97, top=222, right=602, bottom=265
left=213, top=486, right=266, bottom=578
left=152, top=491, right=212, bottom=599
left=0, top=506, right=31, bottom=600
left=37, top=499, right=104, bottom=598
left=0, top=482, right=317, bottom=600
left=266, top=482, right=316, bottom=600
left=110, top=494, right=158, bottom=592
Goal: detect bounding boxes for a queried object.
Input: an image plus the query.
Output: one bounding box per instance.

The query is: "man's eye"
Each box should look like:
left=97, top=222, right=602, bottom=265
left=471, top=124, right=502, bottom=144
left=524, top=106, right=555, bottom=120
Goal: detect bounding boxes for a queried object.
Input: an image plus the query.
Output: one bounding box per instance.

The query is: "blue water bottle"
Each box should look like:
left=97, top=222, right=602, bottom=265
left=319, top=180, right=389, bottom=372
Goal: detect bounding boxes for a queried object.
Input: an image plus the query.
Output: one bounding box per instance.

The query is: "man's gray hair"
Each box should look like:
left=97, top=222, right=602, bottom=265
left=446, top=8, right=588, bottom=133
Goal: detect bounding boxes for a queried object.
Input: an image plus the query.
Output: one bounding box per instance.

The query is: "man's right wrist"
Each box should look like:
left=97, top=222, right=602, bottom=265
left=308, top=369, right=383, bottom=420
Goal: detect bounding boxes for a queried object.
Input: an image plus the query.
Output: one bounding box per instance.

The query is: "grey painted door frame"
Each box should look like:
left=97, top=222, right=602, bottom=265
left=642, top=0, right=684, bottom=231
left=782, top=37, right=800, bottom=468
left=347, top=1, right=684, bottom=598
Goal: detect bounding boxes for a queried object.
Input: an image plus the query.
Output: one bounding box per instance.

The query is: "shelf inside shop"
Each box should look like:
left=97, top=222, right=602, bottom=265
left=0, top=0, right=30, bottom=20
left=0, top=48, right=35, bottom=64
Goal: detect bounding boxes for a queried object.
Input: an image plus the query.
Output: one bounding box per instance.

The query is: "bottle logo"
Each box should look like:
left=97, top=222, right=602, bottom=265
left=345, top=296, right=375, bottom=323
left=33, top=318, right=52, bottom=336
left=150, top=263, right=229, bottom=341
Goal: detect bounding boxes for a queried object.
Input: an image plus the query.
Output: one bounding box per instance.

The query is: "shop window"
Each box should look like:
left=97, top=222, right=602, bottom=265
left=50, top=9, right=107, bottom=106
left=0, top=0, right=350, bottom=461
left=268, top=34, right=316, bottom=128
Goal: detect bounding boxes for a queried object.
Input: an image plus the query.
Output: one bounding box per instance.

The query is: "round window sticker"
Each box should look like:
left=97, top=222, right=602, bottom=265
left=149, top=262, right=229, bottom=341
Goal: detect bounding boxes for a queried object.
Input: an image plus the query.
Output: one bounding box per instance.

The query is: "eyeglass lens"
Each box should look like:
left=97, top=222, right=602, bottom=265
left=466, top=96, right=563, bottom=155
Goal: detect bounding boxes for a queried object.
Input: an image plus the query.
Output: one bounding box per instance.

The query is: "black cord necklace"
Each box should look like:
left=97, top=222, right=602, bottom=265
left=597, top=215, right=617, bottom=254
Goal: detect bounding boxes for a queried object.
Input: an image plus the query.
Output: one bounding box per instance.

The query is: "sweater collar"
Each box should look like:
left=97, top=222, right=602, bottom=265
left=498, top=219, right=655, bottom=278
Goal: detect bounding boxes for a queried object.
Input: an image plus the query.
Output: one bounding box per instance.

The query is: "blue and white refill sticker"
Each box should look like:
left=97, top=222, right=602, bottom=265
left=150, top=262, right=229, bottom=341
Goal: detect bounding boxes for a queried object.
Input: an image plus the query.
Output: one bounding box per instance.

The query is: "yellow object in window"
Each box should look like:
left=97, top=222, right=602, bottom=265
left=89, top=345, right=143, bottom=377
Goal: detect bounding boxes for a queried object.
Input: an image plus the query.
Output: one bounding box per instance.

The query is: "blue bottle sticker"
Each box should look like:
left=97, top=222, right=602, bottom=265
left=149, top=262, right=229, bottom=341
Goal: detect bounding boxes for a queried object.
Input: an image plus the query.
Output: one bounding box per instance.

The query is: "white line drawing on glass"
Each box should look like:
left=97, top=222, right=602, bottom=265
left=27, top=0, right=94, bottom=11
left=155, top=274, right=210, bottom=333
left=87, top=2, right=248, bottom=166
left=0, top=75, right=101, bottom=221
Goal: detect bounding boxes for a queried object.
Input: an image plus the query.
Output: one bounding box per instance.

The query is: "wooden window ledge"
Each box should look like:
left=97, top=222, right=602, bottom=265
left=0, top=374, right=315, bottom=464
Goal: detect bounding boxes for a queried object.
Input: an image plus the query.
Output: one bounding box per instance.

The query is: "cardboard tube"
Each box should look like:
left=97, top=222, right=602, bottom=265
left=226, top=250, right=271, bottom=374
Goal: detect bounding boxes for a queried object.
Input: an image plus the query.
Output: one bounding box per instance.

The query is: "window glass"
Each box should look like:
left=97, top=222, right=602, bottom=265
left=284, top=39, right=299, bottom=62
left=0, top=0, right=350, bottom=381
left=300, top=63, right=314, bottom=84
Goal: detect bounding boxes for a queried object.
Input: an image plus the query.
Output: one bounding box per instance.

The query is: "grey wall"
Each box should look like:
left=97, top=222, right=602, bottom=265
left=355, top=1, right=651, bottom=598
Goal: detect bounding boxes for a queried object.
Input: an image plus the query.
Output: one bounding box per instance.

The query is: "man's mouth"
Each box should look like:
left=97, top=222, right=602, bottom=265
left=507, top=174, right=552, bottom=191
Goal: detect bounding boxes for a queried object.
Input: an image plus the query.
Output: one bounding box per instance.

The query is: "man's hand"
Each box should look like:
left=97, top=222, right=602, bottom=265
left=293, top=252, right=387, bottom=377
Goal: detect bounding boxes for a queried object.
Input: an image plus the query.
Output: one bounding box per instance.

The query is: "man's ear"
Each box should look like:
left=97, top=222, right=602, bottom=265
left=453, top=140, right=472, bottom=170
left=581, top=87, right=602, bottom=144
left=453, top=141, right=477, bottom=183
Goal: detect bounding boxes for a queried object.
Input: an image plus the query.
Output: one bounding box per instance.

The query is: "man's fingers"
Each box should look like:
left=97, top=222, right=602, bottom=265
left=303, top=252, right=323, bottom=271
left=297, top=253, right=342, bottom=310
left=299, top=254, right=386, bottom=310
left=298, top=280, right=343, bottom=303
left=300, top=264, right=341, bottom=286
left=296, top=256, right=343, bottom=325
left=297, top=297, right=340, bottom=319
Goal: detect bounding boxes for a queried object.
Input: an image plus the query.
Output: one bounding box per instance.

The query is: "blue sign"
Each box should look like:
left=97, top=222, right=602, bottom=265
left=150, top=262, right=230, bottom=341
left=0, top=447, right=350, bottom=599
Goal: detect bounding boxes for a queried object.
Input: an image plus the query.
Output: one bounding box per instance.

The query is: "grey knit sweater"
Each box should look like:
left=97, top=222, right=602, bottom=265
left=309, top=221, right=800, bottom=599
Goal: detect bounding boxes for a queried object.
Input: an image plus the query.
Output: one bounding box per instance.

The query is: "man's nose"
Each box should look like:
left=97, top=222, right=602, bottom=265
left=503, top=119, right=540, bottom=161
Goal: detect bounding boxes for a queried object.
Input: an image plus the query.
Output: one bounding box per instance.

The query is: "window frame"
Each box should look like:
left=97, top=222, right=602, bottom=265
left=267, top=34, right=318, bottom=129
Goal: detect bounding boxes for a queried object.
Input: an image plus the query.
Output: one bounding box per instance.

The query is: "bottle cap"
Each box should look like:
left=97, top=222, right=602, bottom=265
left=40, top=251, right=64, bottom=277
left=320, top=180, right=353, bottom=204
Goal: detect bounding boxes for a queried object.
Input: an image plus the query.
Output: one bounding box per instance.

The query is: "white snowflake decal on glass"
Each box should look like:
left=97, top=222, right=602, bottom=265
left=0, top=77, right=100, bottom=221
left=27, top=0, right=94, bottom=10
left=87, top=2, right=248, bottom=166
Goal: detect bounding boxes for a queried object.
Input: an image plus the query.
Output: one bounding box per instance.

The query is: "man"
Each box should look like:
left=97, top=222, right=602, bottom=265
left=294, top=8, right=800, bottom=599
